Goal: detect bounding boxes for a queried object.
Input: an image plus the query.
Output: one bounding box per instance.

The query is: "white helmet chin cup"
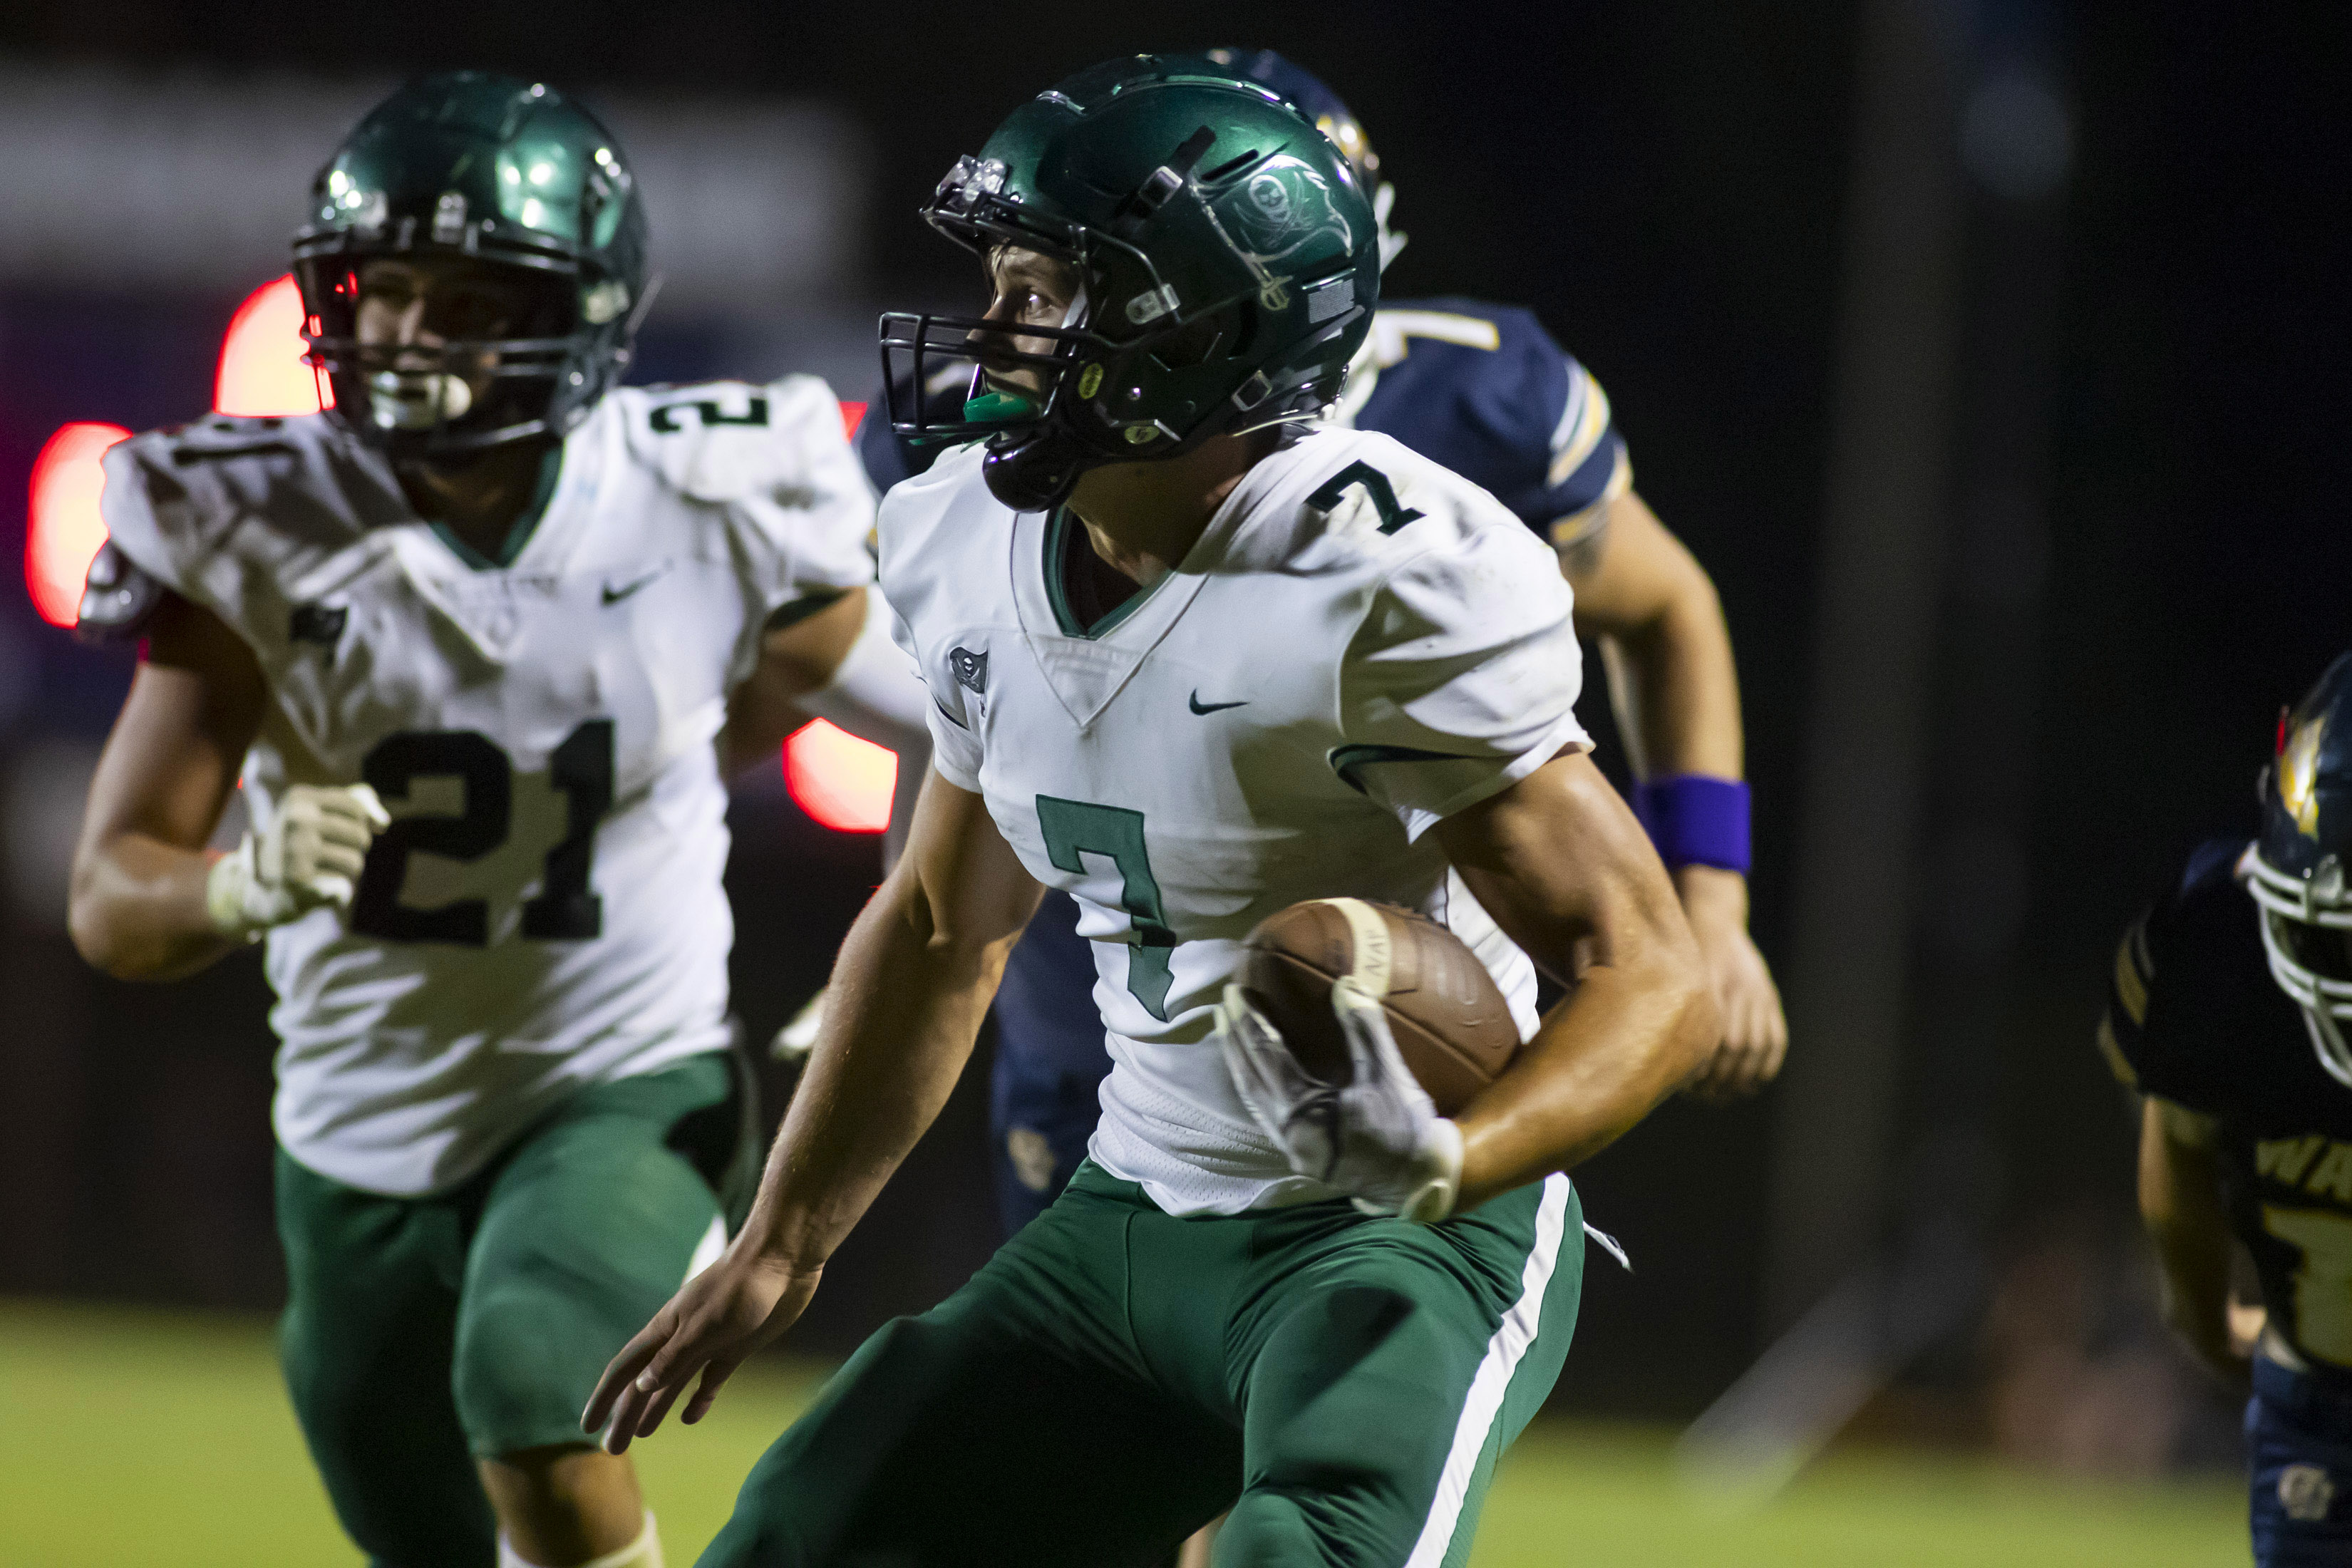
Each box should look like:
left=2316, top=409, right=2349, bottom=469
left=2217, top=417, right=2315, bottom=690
left=367, top=369, right=475, bottom=431
left=2248, top=848, right=2352, bottom=1088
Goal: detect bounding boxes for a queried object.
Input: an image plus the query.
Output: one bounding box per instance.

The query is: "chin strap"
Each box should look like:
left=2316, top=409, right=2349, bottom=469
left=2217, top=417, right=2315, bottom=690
left=980, top=427, right=1098, bottom=512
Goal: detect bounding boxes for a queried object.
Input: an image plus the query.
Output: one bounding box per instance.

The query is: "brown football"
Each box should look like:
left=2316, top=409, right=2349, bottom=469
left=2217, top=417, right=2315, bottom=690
left=1234, top=898, right=1522, bottom=1116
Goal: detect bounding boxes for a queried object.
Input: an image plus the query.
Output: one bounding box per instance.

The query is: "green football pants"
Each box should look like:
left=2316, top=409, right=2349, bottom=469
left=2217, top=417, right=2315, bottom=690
left=275, top=1051, right=751, bottom=1568
left=703, top=1162, right=1585, bottom=1568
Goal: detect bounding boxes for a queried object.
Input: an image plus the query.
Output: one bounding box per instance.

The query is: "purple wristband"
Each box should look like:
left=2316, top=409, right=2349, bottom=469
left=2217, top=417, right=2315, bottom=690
left=1630, top=775, right=1751, bottom=873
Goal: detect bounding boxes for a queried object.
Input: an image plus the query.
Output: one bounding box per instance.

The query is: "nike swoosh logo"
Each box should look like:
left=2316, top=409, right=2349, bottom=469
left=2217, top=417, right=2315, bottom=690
left=1189, top=691, right=1248, bottom=716
left=601, top=567, right=668, bottom=605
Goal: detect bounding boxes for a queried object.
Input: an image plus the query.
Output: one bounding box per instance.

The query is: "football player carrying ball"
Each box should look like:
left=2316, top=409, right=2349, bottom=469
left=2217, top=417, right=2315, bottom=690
left=591, top=58, right=1716, bottom=1567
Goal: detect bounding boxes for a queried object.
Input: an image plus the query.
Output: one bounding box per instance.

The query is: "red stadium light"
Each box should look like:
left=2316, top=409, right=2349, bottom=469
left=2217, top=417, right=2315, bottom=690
left=26, top=422, right=132, bottom=629
left=784, top=719, right=897, bottom=834
left=216, top=274, right=328, bottom=416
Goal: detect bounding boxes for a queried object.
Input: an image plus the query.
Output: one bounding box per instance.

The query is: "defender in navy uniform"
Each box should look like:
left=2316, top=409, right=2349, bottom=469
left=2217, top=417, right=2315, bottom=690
left=862, top=52, right=1788, bottom=1234
left=2105, top=654, right=2352, bottom=1564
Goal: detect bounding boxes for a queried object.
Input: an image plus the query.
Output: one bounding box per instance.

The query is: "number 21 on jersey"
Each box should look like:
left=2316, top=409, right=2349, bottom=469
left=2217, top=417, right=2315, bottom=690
left=351, top=719, right=614, bottom=946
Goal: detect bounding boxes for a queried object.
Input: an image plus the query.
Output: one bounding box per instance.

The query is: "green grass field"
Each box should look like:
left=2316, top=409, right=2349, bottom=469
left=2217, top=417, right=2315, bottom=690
left=0, top=1299, right=2246, bottom=1567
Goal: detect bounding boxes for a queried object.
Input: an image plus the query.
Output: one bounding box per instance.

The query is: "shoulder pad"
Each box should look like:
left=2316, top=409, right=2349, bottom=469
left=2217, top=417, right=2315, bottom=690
left=99, top=416, right=357, bottom=630
left=98, top=428, right=236, bottom=589
left=621, top=375, right=847, bottom=505
left=1373, top=296, right=1562, bottom=365
left=74, top=540, right=165, bottom=644
left=1283, top=430, right=1535, bottom=567
left=875, top=444, right=989, bottom=574
left=138, top=417, right=319, bottom=513
left=2098, top=835, right=2271, bottom=1108
left=1356, top=299, right=1599, bottom=510
left=157, top=413, right=310, bottom=460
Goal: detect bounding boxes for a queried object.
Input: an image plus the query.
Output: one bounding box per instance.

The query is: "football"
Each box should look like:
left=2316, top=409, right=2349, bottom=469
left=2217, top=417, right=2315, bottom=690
left=1234, top=897, right=1522, bottom=1115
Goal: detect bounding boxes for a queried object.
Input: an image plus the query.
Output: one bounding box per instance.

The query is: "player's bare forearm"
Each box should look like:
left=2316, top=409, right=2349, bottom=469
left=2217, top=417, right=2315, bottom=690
left=1435, top=751, right=1716, bottom=1208
left=70, top=832, right=233, bottom=981
left=68, top=596, right=264, bottom=980
left=2137, top=1095, right=2247, bottom=1386
left=585, top=769, right=1041, bottom=1453
left=1569, top=492, right=1741, bottom=784
left=717, top=587, right=866, bottom=775
left=738, top=784, right=1041, bottom=1270
left=1565, top=490, right=1785, bottom=1090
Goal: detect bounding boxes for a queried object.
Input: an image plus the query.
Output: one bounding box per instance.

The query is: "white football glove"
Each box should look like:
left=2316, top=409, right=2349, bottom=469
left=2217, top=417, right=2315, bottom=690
left=205, top=783, right=390, bottom=940
left=1217, top=977, right=1466, bottom=1223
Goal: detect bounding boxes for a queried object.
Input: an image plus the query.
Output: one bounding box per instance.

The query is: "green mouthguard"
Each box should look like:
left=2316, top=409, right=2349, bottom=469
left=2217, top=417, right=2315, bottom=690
left=963, top=388, right=1038, bottom=423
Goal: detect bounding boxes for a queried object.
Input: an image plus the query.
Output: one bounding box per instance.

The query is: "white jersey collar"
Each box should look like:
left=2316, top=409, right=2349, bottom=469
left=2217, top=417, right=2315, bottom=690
left=378, top=406, right=612, bottom=662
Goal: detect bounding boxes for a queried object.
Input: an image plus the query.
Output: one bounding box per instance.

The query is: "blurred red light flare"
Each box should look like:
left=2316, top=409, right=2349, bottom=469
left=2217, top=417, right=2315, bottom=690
left=217, top=274, right=326, bottom=416
left=785, top=720, right=897, bottom=833
left=26, top=422, right=131, bottom=629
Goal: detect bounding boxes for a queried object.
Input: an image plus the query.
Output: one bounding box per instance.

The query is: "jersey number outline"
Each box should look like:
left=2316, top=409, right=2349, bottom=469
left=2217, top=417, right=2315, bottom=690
left=2263, top=1205, right=2352, bottom=1367
left=1309, top=461, right=1425, bottom=536
left=351, top=720, right=615, bottom=945
left=649, top=396, right=770, bottom=433
left=1034, top=795, right=1175, bottom=1021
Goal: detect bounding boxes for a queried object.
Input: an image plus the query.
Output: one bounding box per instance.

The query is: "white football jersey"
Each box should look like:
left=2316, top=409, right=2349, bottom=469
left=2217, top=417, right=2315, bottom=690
left=881, top=428, right=1589, bottom=1216
left=101, top=376, right=876, bottom=1196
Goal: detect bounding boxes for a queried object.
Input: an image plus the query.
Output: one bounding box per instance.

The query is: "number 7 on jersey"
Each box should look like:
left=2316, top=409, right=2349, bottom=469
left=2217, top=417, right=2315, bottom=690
left=1034, top=795, right=1177, bottom=1021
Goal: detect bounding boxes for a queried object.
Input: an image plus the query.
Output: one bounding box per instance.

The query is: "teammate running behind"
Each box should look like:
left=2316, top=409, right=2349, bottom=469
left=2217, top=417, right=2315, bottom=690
left=68, top=73, right=925, bottom=1568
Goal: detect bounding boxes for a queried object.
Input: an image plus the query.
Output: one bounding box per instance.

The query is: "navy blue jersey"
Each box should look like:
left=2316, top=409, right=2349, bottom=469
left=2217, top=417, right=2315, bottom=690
left=859, top=299, right=1633, bottom=553
left=2103, top=837, right=2352, bottom=1379
left=1338, top=297, right=1631, bottom=550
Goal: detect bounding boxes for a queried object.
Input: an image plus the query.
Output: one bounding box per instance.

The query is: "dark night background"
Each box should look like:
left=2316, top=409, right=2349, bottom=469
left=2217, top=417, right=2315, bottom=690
left=0, top=0, right=2345, bottom=1435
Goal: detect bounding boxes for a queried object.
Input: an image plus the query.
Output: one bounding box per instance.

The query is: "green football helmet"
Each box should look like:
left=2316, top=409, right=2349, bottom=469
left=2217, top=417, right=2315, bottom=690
left=880, top=56, right=1381, bottom=510
left=292, top=72, right=651, bottom=457
left=1185, top=49, right=1406, bottom=273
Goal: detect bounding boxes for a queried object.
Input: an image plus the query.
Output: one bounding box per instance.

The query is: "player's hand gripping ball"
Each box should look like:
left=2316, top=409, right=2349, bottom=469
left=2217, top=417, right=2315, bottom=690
left=1217, top=898, right=1523, bottom=1222
left=205, top=783, right=391, bottom=939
